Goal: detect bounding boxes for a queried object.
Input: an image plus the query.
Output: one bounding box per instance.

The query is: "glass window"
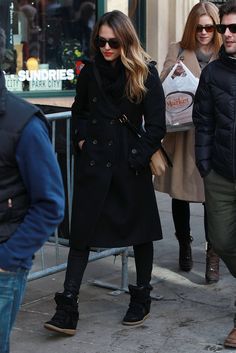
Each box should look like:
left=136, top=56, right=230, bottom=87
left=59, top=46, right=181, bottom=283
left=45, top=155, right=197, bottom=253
left=0, top=0, right=96, bottom=93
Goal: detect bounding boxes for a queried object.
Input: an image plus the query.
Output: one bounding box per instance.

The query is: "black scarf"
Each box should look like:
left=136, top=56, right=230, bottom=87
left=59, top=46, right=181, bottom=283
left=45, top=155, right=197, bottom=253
left=94, top=52, right=126, bottom=105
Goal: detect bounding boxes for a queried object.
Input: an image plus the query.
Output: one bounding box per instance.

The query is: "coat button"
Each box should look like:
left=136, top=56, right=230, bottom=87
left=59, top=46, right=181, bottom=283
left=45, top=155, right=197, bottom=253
left=92, top=139, right=98, bottom=145
left=110, top=119, right=115, bottom=125
left=131, top=148, right=138, bottom=155
left=108, top=140, right=113, bottom=146
left=92, top=97, right=97, bottom=103
left=92, top=119, right=97, bottom=124
left=89, top=160, right=95, bottom=166
left=106, top=162, right=112, bottom=168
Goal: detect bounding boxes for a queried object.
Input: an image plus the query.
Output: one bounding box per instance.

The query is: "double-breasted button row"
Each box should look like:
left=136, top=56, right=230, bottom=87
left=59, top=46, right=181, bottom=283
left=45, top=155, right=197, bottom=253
left=89, top=160, right=112, bottom=168
left=131, top=148, right=138, bottom=155
left=90, top=139, right=113, bottom=146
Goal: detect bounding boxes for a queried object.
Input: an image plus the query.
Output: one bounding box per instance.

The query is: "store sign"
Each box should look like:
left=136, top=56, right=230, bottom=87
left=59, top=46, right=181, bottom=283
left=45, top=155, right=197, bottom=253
left=18, top=69, right=74, bottom=82
left=17, top=69, right=74, bottom=91
left=29, top=79, right=62, bottom=91
left=4, top=69, right=75, bottom=92
left=5, top=74, right=23, bottom=92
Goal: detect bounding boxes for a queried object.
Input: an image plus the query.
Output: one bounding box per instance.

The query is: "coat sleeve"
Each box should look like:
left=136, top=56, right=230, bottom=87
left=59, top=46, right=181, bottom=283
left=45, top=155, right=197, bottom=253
left=128, top=65, right=166, bottom=171
left=192, top=66, right=215, bottom=177
left=160, top=42, right=180, bottom=82
left=71, top=64, right=91, bottom=149
left=0, top=116, right=65, bottom=271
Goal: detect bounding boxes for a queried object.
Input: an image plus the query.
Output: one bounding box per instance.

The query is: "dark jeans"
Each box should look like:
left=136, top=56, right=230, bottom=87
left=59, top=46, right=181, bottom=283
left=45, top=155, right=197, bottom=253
left=172, top=198, right=208, bottom=241
left=63, top=242, right=154, bottom=297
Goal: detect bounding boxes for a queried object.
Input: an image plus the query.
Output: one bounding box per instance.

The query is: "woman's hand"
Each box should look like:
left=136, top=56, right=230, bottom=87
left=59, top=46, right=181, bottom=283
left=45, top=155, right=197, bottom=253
left=78, top=140, right=85, bottom=150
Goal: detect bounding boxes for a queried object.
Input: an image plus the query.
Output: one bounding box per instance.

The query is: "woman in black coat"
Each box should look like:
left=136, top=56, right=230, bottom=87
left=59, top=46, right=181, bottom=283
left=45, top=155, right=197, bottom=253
left=44, top=10, right=166, bottom=335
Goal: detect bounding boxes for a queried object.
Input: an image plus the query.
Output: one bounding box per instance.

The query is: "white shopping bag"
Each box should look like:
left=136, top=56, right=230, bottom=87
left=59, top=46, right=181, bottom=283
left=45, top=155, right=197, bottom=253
left=162, top=60, right=199, bottom=126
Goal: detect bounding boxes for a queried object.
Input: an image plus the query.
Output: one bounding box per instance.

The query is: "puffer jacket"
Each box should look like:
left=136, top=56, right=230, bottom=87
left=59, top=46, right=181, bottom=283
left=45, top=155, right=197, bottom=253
left=193, top=46, right=236, bottom=180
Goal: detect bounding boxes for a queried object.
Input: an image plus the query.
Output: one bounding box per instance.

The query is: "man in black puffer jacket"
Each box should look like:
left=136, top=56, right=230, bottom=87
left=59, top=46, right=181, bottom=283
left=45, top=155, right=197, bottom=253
left=193, top=0, right=236, bottom=348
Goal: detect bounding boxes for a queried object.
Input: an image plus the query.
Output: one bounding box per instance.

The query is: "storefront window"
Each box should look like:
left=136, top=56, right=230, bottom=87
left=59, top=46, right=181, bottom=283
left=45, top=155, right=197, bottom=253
left=0, top=0, right=96, bottom=93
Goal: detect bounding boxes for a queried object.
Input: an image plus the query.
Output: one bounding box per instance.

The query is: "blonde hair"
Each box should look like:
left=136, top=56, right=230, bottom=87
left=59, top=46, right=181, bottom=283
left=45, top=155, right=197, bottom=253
left=91, top=10, right=151, bottom=103
left=180, top=2, right=222, bottom=53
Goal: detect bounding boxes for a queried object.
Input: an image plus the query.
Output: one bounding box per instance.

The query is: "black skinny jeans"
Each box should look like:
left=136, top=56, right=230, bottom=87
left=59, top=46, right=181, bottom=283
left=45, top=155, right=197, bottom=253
left=63, top=242, right=153, bottom=297
left=172, top=198, right=208, bottom=241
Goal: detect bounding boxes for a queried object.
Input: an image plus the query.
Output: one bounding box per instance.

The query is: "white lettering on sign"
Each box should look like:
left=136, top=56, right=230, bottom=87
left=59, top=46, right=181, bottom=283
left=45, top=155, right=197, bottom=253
left=18, top=69, right=74, bottom=82
left=29, top=79, right=62, bottom=91
left=5, top=75, right=23, bottom=92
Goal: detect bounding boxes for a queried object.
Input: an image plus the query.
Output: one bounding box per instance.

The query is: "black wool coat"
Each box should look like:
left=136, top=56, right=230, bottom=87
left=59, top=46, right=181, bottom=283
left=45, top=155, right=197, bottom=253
left=70, top=61, right=166, bottom=250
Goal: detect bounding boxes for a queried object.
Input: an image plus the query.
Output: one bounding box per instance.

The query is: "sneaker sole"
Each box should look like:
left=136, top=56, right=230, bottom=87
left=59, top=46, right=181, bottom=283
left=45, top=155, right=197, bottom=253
left=122, top=313, right=150, bottom=326
left=44, top=323, right=76, bottom=335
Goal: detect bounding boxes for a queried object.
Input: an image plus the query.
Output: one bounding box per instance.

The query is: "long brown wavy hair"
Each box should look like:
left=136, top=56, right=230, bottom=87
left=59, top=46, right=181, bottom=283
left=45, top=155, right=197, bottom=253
left=180, top=2, right=222, bottom=52
left=91, top=10, right=151, bottom=103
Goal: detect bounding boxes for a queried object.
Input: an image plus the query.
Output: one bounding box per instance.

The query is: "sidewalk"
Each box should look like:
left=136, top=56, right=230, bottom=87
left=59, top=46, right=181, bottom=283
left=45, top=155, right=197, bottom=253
left=11, top=191, right=236, bottom=353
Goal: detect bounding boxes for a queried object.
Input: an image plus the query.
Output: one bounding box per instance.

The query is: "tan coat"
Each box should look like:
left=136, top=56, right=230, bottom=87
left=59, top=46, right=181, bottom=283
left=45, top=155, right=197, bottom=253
left=154, top=42, right=216, bottom=202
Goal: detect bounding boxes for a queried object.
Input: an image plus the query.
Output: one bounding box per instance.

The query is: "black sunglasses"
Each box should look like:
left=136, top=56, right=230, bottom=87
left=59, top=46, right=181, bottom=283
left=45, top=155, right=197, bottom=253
left=196, top=25, right=215, bottom=33
left=216, top=23, right=236, bottom=34
left=96, top=37, right=120, bottom=49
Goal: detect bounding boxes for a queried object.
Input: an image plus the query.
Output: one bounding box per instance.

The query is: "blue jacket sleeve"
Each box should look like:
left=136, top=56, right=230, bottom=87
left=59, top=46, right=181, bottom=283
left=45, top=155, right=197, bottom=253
left=0, top=116, right=65, bottom=271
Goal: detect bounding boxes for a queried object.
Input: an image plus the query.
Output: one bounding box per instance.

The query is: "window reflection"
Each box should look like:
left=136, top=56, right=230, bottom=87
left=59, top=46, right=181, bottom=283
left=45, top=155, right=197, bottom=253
left=0, top=0, right=96, bottom=92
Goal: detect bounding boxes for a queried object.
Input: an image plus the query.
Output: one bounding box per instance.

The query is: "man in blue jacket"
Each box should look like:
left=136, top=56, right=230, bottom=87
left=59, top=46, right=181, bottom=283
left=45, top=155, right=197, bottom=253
left=193, top=0, right=236, bottom=348
left=0, top=27, right=64, bottom=353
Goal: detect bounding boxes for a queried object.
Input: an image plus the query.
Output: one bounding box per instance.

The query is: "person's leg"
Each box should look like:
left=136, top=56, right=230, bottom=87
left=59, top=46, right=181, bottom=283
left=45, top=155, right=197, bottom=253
left=63, top=247, right=90, bottom=296
left=122, top=242, right=153, bottom=326
left=133, top=241, right=153, bottom=287
left=204, top=171, right=236, bottom=275
left=172, top=198, right=193, bottom=271
left=204, top=203, right=220, bottom=284
left=44, top=247, right=89, bottom=335
left=172, top=198, right=191, bottom=235
left=204, top=170, right=236, bottom=348
left=0, top=269, right=28, bottom=353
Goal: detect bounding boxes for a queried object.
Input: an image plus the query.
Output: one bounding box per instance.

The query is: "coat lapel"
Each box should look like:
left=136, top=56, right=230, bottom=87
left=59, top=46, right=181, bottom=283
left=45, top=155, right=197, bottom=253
left=181, top=50, right=201, bottom=78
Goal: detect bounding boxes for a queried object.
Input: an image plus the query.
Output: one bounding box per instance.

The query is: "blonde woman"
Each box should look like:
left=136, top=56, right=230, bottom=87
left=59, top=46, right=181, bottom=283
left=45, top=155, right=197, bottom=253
left=154, top=2, right=222, bottom=283
left=44, top=10, right=166, bottom=335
